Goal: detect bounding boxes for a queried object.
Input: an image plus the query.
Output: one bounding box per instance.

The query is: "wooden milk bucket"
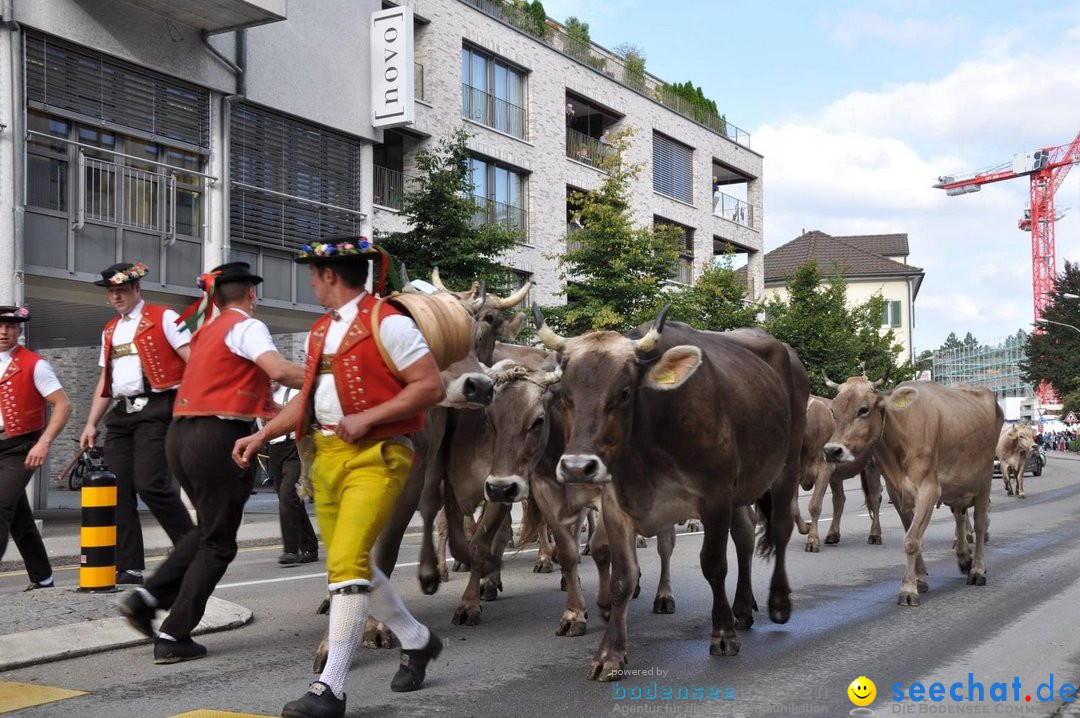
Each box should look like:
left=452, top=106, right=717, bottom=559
left=376, top=291, right=473, bottom=370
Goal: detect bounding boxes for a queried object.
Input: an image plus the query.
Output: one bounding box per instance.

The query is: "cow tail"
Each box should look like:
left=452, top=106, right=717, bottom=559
left=755, top=491, right=777, bottom=559
left=517, top=497, right=543, bottom=548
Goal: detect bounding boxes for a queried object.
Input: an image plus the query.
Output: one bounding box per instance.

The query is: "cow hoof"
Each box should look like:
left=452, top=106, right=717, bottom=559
left=898, top=589, right=920, bottom=606
left=985, top=533, right=990, bottom=544
left=439, top=566, right=450, bottom=583
left=362, top=622, right=394, bottom=650
left=1018, top=492, right=1026, bottom=499
left=1006, top=488, right=1014, bottom=496
left=687, top=520, right=703, bottom=532
left=824, top=533, right=840, bottom=545
left=768, top=594, right=791, bottom=624
left=598, top=605, right=611, bottom=622
left=480, top=582, right=499, bottom=602
left=733, top=611, right=755, bottom=631
left=958, top=557, right=973, bottom=575
left=588, top=658, right=627, bottom=682
left=868, top=535, right=882, bottom=545
left=804, top=541, right=820, bottom=553
left=652, top=595, right=676, bottom=614
left=917, top=578, right=929, bottom=593
left=967, top=533, right=974, bottom=544
left=636, top=536, right=648, bottom=548
left=316, top=597, right=330, bottom=615
left=709, top=631, right=740, bottom=657
left=451, top=604, right=482, bottom=626
left=418, top=571, right=441, bottom=596
left=453, top=560, right=469, bottom=572
left=967, top=570, right=987, bottom=586
left=557, top=617, right=587, bottom=637
left=534, top=558, right=554, bottom=574
left=632, top=582, right=641, bottom=599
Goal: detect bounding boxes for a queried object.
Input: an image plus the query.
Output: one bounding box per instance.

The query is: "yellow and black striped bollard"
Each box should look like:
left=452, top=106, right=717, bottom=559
left=79, top=460, right=117, bottom=592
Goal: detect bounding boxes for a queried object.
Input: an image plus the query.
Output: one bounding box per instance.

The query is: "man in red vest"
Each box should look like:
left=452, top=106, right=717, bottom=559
left=120, top=262, right=304, bottom=664
left=234, top=237, right=446, bottom=718
left=79, top=262, right=194, bottom=585
left=0, top=305, right=71, bottom=590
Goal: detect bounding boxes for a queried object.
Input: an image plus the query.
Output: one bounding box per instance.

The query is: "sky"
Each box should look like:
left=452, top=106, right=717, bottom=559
left=539, top=0, right=1080, bottom=354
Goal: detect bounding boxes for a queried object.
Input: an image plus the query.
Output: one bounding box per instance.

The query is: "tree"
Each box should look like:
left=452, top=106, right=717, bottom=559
left=666, top=250, right=758, bottom=331
left=543, top=128, right=680, bottom=334
left=1020, top=260, right=1080, bottom=397
left=761, top=261, right=907, bottom=396
left=378, top=129, right=521, bottom=290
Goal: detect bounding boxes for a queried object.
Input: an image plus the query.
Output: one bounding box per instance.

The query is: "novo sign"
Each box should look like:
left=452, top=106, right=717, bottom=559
left=370, top=7, right=415, bottom=128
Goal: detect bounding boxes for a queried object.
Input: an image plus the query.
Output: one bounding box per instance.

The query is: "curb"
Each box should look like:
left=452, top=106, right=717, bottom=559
left=0, top=596, right=253, bottom=671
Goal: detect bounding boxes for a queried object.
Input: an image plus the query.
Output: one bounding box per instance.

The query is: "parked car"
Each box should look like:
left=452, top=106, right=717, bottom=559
left=992, top=446, right=1045, bottom=478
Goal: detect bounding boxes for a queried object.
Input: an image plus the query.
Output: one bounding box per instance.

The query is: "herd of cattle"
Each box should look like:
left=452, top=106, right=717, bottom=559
left=328, top=273, right=1041, bottom=682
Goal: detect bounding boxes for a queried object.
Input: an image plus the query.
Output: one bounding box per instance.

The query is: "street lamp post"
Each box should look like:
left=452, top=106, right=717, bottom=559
left=1036, top=317, right=1080, bottom=333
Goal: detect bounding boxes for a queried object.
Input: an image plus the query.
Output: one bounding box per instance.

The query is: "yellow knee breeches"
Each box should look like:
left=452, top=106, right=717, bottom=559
left=310, top=434, right=413, bottom=585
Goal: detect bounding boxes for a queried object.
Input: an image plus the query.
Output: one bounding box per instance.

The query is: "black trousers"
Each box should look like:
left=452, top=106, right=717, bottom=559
left=149, top=417, right=254, bottom=640
left=0, top=432, right=52, bottom=583
left=104, top=390, right=193, bottom=572
left=268, top=439, right=318, bottom=555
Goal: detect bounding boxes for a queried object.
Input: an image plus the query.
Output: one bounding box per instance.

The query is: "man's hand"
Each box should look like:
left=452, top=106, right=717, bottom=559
left=79, top=424, right=97, bottom=450
left=233, top=433, right=264, bottom=468
left=25, top=438, right=50, bottom=469
left=335, top=413, right=373, bottom=444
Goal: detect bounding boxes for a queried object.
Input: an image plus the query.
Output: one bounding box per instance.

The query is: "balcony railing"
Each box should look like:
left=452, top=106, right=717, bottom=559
left=462, top=83, right=527, bottom=139
left=566, top=224, right=583, bottom=252
left=78, top=154, right=178, bottom=241
left=712, top=190, right=753, bottom=228
left=566, top=128, right=613, bottom=169
left=673, top=258, right=693, bottom=285
left=373, top=165, right=406, bottom=211
left=459, top=0, right=749, bottom=147
left=471, top=193, right=526, bottom=239
left=415, top=61, right=425, bottom=101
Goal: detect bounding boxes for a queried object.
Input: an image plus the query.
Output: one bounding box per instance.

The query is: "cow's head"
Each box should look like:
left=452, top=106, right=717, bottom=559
left=533, top=304, right=702, bottom=484
left=822, top=374, right=916, bottom=463
left=483, top=358, right=562, bottom=503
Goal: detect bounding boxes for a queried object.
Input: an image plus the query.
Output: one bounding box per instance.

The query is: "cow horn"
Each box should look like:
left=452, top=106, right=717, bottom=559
left=494, top=281, right=532, bottom=310
left=431, top=267, right=449, bottom=292
left=873, top=363, right=893, bottom=389
left=399, top=264, right=418, bottom=293
left=632, top=304, right=671, bottom=354
left=533, top=304, right=568, bottom=351
left=538, top=364, right=563, bottom=387
left=821, top=370, right=840, bottom=390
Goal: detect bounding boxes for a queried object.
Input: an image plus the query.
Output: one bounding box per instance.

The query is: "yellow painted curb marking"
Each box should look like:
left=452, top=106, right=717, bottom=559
left=0, top=681, right=86, bottom=713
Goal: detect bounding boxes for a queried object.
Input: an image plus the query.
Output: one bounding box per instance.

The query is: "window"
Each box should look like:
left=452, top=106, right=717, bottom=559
left=652, top=132, right=693, bottom=204
left=882, top=300, right=902, bottom=328
left=469, top=157, right=527, bottom=239
left=655, top=216, right=694, bottom=285
left=461, top=45, right=527, bottom=139
left=26, top=112, right=68, bottom=211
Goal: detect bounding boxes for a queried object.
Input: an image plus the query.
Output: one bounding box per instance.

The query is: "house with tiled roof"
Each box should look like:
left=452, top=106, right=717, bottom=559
left=741, top=230, right=924, bottom=362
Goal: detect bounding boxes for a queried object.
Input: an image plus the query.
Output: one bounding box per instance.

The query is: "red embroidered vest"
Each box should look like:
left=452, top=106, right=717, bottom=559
left=0, top=346, right=47, bottom=437
left=101, top=303, right=186, bottom=397
left=173, top=309, right=274, bottom=420
left=295, top=294, right=424, bottom=441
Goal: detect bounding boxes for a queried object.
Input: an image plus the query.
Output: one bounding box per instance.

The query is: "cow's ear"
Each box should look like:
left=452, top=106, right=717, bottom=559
left=502, top=312, right=526, bottom=339
left=884, top=385, right=918, bottom=411
left=644, top=345, right=702, bottom=391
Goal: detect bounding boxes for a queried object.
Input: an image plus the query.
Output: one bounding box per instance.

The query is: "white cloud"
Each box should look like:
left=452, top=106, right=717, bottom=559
left=822, top=10, right=970, bottom=51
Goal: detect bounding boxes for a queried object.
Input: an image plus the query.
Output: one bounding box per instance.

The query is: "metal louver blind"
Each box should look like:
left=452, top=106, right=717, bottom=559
left=25, top=32, right=210, bottom=149
left=652, top=132, right=693, bottom=203
left=230, top=102, right=363, bottom=251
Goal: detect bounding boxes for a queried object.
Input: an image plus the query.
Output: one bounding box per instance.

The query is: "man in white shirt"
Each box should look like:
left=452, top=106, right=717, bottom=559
left=0, top=305, right=71, bottom=590
left=268, top=381, right=318, bottom=565
left=80, top=262, right=194, bottom=585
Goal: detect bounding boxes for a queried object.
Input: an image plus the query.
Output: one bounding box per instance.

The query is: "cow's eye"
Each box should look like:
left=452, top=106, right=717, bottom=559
left=482, top=314, right=495, bottom=325
left=856, top=405, right=870, bottom=417
left=531, top=414, right=545, bottom=430
left=618, top=387, right=632, bottom=404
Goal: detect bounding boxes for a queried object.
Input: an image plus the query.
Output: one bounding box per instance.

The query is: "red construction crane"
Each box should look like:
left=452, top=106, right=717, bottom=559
left=934, top=131, right=1080, bottom=403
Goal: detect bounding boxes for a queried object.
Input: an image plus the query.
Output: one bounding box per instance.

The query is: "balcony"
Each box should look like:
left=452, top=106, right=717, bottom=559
left=373, top=165, right=407, bottom=211
left=566, top=128, right=613, bottom=170
left=121, top=0, right=286, bottom=33
left=713, top=190, right=752, bottom=228
left=471, top=193, right=526, bottom=239
left=462, top=83, right=527, bottom=140
left=673, top=260, right=693, bottom=285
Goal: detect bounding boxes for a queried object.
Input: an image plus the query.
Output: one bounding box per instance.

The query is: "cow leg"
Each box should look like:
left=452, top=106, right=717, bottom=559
left=951, top=506, right=972, bottom=575
left=652, top=526, right=676, bottom=614
left=533, top=483, right=589, bottom=636
left=480, top=511, right=512, bottom=601
left=824, top=477, right=845, bottom=545
left=793, top=494, right=810, bottom=536
left=700, top=502, right=738, bottom=657
left=534, top=512, right=555, bottom=573
left=452, top=501, right=509, bottom=626
left=804, top=472, right=828, bottom=552
left=581, top=508, right=595, bottom=556
left=417, top=436, right=449, bottom=595
left=730, top=505, right=757, bottom=630
left=764, top=487, right=796, bottom=624
left=435, top=508, right=450, bottom=582
left=863, top=470, right=883, bottom=545
left=898, top=483, right=939, bottom=606
left=968, top=487, right=990, bottom=586
left=1016, top=465, right=1026, bottom=499
left=587, top=489, right=638, bottom=682
left=590, top=506, right=612, bottom=620
left=453, top=512, right=476, bottom=572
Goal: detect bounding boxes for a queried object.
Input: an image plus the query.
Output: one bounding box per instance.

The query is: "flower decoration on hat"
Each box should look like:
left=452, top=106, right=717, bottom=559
left=108, top=262, right=148, bottom=286
left=0, top=306, right=29, bottom=321
left=297, top=237, right=375, bottom=260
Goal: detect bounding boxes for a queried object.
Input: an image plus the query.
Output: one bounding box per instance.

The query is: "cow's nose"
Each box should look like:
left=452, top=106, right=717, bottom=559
left=560, top=455, right=601, bottom=482
left=464, top=375, right=494, bottom=406
left=822, top=444, right=845, bottom=463
left=485, top=481, right=518, bottom=503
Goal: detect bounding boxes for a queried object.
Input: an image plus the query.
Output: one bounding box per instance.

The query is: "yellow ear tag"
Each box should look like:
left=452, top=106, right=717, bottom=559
left=893, top=396, right=906, bottom=409
left=654, top=368, right=677, bottom=385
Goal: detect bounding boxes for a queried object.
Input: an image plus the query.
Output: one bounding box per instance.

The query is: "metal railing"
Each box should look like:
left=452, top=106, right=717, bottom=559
left=566, top=225, right=583, bottom=252
left=471, top=193, right=526, bottom=238
left=462, top=83, right=527, bottom=139
left=566, top=128, right=613, bottom=169
left=77, top=153, right=177, bottom=241
left=712, top=190, right=752, bottom=228
left=373, top=165, right=406, bottom=210
left=673, top=259, right=694, bottom=285
left=459, top=0, right=749, bottom=147
left=415, top=61, right=425, bottom=101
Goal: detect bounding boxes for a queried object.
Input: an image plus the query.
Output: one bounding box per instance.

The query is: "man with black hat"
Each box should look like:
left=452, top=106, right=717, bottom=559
left=234, top=237, right=446, bottom=718
left=0, top=305, right=71, bottom=590
left=120, top=262, right=304, bottom=664
left=79, top=261, right=193, bottom=585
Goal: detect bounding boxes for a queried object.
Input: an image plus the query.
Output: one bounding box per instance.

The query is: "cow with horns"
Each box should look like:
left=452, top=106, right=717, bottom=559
left=533, top=305, right=808, bottom=680
left=822, top=374, right=1003, bottom=606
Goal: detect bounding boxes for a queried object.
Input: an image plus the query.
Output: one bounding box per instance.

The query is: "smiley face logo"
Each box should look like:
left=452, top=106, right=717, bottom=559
left=848, top=676, right=876, bottom=706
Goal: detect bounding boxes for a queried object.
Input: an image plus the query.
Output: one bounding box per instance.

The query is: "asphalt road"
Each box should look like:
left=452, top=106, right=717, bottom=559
left=4, top=458, right=1080, bottom=718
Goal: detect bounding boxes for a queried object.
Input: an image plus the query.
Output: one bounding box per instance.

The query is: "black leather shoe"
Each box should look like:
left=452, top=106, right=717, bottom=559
left=120, top=591, right=157, bottom=638
left=116, top=570, right=144, bottom=585
left=24, top=580, right=54, bottom=591
left=279, top=552, right=300, bottom=565
left=153, top=637, right=206, bottom=664
left=297, top=550, right=318, bottom=564
left=391, top=630, right=442, bottom=692
left=282, top=681, right=345, bottom=718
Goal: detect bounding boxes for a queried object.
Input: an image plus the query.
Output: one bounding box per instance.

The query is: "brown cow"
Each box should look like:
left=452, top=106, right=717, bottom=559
left=535, top=306, right=808, bottom=681
left=795, top=395, right=885, bottom=551
left=996, top=424, right=1035, bottom=499
left=823, top=377, right=1003, bottom=606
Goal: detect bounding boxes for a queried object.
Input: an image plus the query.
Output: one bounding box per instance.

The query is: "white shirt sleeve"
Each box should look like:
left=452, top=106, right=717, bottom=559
left=161, top=308, right=191, bottom=350
left=225, top=318, right=279, bottom=363
left=98, top=331, right=106, bottom=368
left=33, top=359, right=64, bottom=397
left=380, top=314, right=431, bottom=372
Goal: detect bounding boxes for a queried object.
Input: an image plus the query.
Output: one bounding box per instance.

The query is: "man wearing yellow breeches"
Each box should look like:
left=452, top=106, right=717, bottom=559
left=234, top=236, right=445, bottom=718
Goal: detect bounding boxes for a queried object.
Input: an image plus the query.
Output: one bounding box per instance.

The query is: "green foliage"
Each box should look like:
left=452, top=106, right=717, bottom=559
left=614, top=43, right=647, bottom=92
left=666, top=250, right=759, bottom=331
left=563, top=16, right=606, bottom=71
left=565, top=16, right=590, bottom=44
left=542, top=128, right=679, bottom=334
left=507, top=0, right=548, bottom=38
left=662, top=80, right=722, bottom=128
left=378, top=129, right=520, bottom=291
left=761, top=261, right=908, bottom=396
left=1020, top=260, right=1080, bottom=396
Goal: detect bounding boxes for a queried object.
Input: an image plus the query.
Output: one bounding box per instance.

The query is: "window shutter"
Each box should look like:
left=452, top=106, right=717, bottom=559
left=652, top=132, right=693, bottom=203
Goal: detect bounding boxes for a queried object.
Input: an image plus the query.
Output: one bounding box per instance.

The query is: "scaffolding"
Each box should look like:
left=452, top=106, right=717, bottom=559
left=931, top=333, right=1034, bottom=400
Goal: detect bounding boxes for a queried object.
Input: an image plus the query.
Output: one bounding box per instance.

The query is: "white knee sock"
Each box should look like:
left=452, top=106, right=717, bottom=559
left=369, top=567, right=429, bottom=650
left=318, top=590, right=369, bottom=699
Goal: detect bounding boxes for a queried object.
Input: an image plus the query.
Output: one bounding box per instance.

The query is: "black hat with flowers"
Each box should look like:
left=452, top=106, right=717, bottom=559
left=0, top=306, right=30, bottom=323
left=94, top=262, right=149, bottom=287
left=293, top=235, right=380, bottom=264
